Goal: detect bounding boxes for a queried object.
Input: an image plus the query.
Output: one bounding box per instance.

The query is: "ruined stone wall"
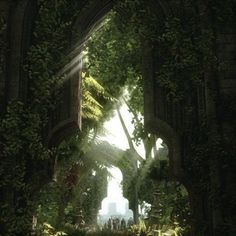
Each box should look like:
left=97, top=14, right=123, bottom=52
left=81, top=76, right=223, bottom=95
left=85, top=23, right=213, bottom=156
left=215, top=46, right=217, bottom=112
left=142, top=1, right=236, bottom=235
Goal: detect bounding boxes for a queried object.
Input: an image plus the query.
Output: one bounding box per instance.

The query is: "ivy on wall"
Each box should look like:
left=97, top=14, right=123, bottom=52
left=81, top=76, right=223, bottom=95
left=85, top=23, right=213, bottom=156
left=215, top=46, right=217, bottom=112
left=0, top=101, right=51, bottom=234
left=0, top=0, right=235, bottom=234
left=0, top=0, right=89, bottom=234
left=115, top=0, right=236, bottom=234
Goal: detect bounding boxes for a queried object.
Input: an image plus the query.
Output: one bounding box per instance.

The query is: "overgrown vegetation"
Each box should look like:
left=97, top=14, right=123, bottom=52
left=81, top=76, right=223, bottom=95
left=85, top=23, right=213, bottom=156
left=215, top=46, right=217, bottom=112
left=0, top=0, right=235, bottom=235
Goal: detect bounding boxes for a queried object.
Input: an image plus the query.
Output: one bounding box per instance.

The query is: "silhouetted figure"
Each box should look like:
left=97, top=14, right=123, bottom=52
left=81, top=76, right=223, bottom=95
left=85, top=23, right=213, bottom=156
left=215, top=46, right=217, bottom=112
left=108, top=218, right=112, bottom=230
left=112, top=218, right=116, bottom=230
left=121, top=218, right=126, bottom=230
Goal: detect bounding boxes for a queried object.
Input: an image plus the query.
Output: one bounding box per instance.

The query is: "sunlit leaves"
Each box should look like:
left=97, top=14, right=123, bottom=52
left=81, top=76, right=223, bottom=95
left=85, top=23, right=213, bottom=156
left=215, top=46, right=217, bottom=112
left=86, top=11, right=141, bottom=98
left=0, top=0, right=84, bottom=233
left=81, top=73, right=114, bottom=123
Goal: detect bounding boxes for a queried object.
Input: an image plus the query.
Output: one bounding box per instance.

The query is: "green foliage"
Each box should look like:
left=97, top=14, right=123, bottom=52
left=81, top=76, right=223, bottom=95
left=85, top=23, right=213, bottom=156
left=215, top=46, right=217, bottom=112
left=117, top=0, right=220, bottom=103
left=38, top=222, right=67, bottom=236
left=86, top=11, right=142, bottom=99
left=36, top=182, right=61, bottom=228
left=81, top=72, right=115, bottom=124
left=129, top=219, right=147, bottom=235
left=112, top=2, right=235, bottom=234
left=0, top=101, right=51, bottom=234
left=25, top=0, right=77, bottom=119
left=154, top=18, right=217, bottom=102
left=35, top=133, right=109, bottom=232
left=1, top=0, right=235, bottom=234
left=0, top=0, right=84, bottom=234
left=63, top=224, right=86, bottom=236
left=86, top=10, right=193, bottom=233
left=73, top=167, right=108, bottom=224
left=86, top=10, right=147, bottom=155
left=121, top=145, right=191, bottom=234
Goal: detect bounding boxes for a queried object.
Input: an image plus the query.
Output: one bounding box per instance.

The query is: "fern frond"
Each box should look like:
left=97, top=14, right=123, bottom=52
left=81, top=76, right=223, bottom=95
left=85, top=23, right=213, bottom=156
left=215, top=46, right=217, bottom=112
left=83, top=91, right=103, bottom=108
left=83, top=73, right=116, bottom=100
left=81, top=73, right=115, bottom=122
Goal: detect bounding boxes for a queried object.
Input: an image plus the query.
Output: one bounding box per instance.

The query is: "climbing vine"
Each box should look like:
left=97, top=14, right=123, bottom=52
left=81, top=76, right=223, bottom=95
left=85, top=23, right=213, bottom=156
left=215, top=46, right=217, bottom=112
left=114, top=0, right=236, bottom=234
left=0, top=0, right=90, bottom=234
left=0, top=0, right=235, bottom=235
left=0, top=101, right=51, bottom=234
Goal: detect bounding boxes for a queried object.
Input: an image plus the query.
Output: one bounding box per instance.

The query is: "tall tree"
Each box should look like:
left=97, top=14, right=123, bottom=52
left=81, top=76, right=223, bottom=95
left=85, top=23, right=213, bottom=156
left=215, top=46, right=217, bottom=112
left=85, top=10, right=160, bottom=223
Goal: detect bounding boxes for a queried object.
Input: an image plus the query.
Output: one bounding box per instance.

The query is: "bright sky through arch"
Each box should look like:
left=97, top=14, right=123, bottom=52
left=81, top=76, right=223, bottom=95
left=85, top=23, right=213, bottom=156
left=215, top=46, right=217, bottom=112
left=98, top=103, right=163, bottom=217
left=99, top=103, right=162, bottom=157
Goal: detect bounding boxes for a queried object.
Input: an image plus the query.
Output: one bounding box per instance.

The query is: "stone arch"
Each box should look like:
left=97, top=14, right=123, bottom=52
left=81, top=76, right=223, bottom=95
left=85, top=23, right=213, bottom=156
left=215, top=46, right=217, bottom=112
left=47, top=0, right=119, bottom=147
left=2, top=0, right=120, bottom=148
left=2, top=0, right=205, bottom=196
left=72, top=0, right=117, bottom=43
left=3, top=0, right=186, bottom=159
left=1, top=1, right=235, bottom=235
left=60, top=0, right=184, bottom=181
left=143, top=39, right=183, bottom=181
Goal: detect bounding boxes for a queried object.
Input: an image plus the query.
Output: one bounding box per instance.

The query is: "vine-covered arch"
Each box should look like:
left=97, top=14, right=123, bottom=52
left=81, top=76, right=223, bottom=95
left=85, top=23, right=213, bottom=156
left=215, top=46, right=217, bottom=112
left=66, top=0, right=185, bottom=182
left=0, top=0, right=235, bottom=235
